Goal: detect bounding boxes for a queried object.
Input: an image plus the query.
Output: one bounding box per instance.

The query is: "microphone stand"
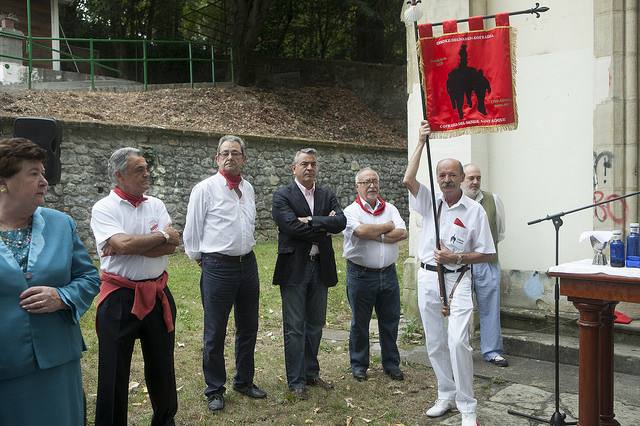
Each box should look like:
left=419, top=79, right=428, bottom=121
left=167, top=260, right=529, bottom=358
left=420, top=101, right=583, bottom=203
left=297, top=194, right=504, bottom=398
left=508, top=191, right=640, bottom=425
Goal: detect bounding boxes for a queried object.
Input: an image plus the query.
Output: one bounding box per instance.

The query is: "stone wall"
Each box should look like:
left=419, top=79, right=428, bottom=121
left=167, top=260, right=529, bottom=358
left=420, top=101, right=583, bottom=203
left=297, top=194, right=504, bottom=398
left=0, top=117, right=408, bottom=253
left=252, top=57, right=407, bottom=132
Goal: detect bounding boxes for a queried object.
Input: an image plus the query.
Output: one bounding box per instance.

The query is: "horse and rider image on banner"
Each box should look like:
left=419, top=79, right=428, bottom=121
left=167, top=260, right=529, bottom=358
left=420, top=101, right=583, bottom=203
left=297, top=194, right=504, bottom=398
left=418, top=14, right=517, bottom=138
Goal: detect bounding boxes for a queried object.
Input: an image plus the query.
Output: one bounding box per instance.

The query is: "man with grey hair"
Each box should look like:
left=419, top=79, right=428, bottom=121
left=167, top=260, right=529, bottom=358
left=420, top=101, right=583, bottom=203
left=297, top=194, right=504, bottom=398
left=461, top=163, right=508, bottom=367
left=403, top=121, right=495, bottom=426
left=90, top=147, right=180, bottom=425
left=184, top=135, right=266, bottom=412
left=342, top=167, right=407, bottom=382
left=272, top=147, right=346, bottom=400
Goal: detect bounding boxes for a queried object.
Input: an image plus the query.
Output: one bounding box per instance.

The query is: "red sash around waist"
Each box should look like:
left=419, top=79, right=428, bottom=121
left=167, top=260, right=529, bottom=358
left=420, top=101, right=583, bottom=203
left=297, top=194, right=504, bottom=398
left=97, top=270, right=174, bottom=332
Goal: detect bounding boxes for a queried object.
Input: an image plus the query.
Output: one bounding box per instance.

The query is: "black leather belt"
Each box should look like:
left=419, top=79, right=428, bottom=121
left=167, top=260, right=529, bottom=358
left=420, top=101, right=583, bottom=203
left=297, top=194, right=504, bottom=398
left=348, top=260, right=394, bottom=273
left=203, top=251, right=253, bottom=263
left=421, top=263, right=468, bottom=274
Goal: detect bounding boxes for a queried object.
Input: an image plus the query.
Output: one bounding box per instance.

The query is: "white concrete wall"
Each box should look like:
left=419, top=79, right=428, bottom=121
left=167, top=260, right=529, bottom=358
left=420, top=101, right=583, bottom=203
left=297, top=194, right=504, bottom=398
left=406, top=0, right=596, bottom=272
left=486, top=0, right=595, bottom=270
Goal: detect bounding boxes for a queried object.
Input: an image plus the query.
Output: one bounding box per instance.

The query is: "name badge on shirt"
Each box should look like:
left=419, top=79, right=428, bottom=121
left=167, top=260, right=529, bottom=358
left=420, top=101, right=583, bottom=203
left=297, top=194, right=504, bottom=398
left=449, top=230, right=468, bottom=251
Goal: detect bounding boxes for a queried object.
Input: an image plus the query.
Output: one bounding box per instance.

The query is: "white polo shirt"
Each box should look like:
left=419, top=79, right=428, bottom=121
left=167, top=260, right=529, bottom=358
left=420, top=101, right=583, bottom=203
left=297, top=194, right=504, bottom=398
left=183, top=172, right=256, bottom=260
left=409, top=182, right=495, bottom=270
left=90, top=191, right=171, bottom=280
left=342, top=197, right=406, bottom=269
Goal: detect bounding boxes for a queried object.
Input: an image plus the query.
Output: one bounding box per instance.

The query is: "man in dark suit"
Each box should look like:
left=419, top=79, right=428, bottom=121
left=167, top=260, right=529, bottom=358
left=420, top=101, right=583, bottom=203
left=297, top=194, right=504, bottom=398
left=272, top=147, right=347, bottom=400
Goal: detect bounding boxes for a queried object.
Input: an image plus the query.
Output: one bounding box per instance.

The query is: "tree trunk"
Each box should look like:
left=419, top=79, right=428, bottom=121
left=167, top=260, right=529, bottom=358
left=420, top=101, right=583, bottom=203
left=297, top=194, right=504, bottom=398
left=228, top=0, right=274, bottom=86
left=353, top=5, right=385, bottom=63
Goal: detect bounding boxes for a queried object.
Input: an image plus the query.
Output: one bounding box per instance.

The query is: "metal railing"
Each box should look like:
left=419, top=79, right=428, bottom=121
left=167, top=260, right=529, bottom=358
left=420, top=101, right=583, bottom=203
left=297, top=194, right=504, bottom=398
left=0, top=30, right=234, bottom=90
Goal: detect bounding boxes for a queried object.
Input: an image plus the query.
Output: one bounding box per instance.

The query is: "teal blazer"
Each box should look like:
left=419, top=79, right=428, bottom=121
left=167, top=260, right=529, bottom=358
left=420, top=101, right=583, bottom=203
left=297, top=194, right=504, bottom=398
left=0, top=207, right=100, bottom=380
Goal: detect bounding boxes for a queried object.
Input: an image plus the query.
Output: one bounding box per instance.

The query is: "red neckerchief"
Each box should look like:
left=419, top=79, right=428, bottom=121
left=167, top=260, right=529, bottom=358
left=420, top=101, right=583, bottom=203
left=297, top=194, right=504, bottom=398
left=219, top=169, right=242, bottom=190
left=355, top=196, right=386, bottom=216
left=114, top=186, right=147, bottom=207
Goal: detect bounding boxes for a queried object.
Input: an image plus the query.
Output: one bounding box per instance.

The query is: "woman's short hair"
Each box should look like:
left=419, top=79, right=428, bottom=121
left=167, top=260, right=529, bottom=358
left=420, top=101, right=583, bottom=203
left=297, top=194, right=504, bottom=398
left=0, top=138, right=47, bottom=179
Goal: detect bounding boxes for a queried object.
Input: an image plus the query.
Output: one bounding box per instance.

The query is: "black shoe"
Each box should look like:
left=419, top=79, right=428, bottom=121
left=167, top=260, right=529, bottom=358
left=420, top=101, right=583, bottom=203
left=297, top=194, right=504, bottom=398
left=291, top=387, right=308, bottom=400
left=207, top=394, right=224, bottom=411
left=384, top=369, right=404, bottom=381
left=306, top=377, right=334, bottom=390
left=233, top=383, right=267, bottom=399
left=353, top=371, right=368, bottom=382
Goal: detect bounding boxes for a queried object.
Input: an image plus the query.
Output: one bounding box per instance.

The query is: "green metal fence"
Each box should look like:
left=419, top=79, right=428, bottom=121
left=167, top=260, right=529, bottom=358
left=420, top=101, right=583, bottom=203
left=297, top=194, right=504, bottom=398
left=0, top=30, right=233, bottom=90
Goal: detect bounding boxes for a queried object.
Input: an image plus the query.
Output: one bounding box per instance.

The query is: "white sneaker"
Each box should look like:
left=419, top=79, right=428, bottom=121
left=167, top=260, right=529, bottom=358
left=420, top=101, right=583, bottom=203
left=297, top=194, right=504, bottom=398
left=461, top=412, right=478, bottom=426
left=425, top=399, right=456, bottom=417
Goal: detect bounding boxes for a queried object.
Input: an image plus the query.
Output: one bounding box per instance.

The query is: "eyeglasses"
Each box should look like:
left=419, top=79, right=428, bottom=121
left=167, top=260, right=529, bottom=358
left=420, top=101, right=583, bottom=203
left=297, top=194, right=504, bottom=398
left=218, top=150, right=243, bottom=158
left=356, top=179, right=379, bottom=186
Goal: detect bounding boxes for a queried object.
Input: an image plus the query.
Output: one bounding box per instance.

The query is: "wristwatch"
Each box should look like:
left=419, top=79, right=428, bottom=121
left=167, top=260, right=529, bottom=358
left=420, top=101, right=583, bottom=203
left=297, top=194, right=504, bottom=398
left=159, top=230, right=170, bottom=242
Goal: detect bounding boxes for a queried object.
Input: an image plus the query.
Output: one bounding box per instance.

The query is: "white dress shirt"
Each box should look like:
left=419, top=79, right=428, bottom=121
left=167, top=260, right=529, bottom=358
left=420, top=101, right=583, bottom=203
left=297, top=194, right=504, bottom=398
left=343, top=197, right=406, bottom=269
left=409, top=183, right=495, bottom=270
left=90, top=191, right=170, bottom=280
left=471, top=191, right=506, bottom=242
left=183, top=173, right=256, bottom=260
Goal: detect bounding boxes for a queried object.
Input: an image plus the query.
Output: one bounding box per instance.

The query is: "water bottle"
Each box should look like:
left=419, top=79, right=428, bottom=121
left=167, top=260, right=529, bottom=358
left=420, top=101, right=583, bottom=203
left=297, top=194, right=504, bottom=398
left=625, top=223, right=640, bottom=268
left=610, top=230, right=625, bottom=267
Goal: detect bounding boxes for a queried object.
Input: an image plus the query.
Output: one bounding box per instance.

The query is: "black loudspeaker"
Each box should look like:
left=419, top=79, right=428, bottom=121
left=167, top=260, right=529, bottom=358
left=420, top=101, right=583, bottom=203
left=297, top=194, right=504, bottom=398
left=13, top=117, right=62, bottom=185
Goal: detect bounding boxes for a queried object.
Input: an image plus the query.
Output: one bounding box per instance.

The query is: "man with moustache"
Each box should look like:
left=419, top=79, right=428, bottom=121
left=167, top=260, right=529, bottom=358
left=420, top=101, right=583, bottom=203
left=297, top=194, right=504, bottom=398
left=403, top=121, right=495, bottom=426
left=342, top=167, right=407, bottom=382
left=462, top=163, right=508, bottom=367
left=91, top=147, right=180, bottom=425
left=184, top=135, right=266, bottom=412
left=272, top=148, right=346, bottom=400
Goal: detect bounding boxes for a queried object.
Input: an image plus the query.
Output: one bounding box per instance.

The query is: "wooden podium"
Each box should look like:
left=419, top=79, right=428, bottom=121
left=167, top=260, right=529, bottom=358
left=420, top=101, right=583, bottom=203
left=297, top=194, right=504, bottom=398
left=548, top=266, right=640, bottom=426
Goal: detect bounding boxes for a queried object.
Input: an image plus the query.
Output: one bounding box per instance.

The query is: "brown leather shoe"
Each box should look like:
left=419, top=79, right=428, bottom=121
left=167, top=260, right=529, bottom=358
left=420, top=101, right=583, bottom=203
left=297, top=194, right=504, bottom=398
left=306, top=377, right=334, bottom=390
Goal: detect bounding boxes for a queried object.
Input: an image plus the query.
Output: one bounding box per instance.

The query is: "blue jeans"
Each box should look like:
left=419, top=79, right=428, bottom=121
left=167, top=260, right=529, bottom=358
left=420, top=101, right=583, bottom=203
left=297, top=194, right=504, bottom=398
left=472, top=262, right=504, bottom=360
left=346, top=261, right=401, bottom=374
left=200, top=252, right=259, bottom=398
left=280, top=259, right=328, bottom=390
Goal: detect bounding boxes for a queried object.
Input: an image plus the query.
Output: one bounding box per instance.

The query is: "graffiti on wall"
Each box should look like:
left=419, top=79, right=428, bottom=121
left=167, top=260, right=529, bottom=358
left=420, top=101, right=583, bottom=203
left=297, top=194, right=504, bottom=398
left=593, top=150, right=627, bottom=224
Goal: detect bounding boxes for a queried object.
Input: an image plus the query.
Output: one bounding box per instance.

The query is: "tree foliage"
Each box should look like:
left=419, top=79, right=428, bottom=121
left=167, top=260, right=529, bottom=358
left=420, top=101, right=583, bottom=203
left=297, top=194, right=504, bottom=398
left=257, top=0, right=405, bottom=64
left=59, top=0, right=406, bottom=85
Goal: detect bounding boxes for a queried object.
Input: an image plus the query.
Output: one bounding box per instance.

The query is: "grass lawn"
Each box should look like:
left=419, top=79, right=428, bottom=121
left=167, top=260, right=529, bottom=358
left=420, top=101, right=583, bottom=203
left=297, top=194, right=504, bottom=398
left=80, top=237, right=438, bottom=424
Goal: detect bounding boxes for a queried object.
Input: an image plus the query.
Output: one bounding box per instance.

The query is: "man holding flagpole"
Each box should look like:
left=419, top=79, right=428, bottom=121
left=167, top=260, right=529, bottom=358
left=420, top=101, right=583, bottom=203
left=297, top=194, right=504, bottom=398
left=403, top=121, right=495, bottom=425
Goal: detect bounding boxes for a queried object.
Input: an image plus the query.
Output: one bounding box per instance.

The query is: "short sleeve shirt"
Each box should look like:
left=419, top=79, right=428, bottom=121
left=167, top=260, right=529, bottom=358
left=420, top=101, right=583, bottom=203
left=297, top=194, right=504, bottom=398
left=409, top=183, right=495, bottom=269
left=342, top=198, right=406, bottom=269
left=90, top=191, right=171, bottom=280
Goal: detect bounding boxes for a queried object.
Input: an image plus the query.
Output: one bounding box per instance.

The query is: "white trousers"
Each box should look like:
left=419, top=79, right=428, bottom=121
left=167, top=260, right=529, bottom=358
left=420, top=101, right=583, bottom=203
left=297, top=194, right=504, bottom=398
left=418, top=268, right=476, bottom=414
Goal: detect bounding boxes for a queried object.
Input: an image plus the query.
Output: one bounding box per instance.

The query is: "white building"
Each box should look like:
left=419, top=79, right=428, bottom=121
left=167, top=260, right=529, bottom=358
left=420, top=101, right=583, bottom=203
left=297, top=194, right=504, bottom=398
left=403, top=1, right=639, bottom=320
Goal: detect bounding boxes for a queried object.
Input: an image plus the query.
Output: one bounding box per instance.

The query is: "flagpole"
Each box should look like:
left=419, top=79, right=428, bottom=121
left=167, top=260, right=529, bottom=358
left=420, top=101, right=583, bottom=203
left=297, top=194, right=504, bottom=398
left=405, top=0, right=449, bottom=316
left=428, top=2, right=549, bottom=27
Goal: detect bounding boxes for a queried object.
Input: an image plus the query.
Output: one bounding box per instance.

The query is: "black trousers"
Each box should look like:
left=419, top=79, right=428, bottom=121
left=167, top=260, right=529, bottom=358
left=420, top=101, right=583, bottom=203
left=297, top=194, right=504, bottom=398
left=95, top=287, right=177, bottom=426
left=200, top=251, right=260, bottom=398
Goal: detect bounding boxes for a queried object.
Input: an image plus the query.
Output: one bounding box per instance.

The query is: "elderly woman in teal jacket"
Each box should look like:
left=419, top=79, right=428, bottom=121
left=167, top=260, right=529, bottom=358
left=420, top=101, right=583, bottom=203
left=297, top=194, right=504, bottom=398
left=0, top=138, right=100, bottom=426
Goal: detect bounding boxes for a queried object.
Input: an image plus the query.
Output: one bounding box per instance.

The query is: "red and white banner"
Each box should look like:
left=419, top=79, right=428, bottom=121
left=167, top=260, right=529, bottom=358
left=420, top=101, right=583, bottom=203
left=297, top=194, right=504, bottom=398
left=418, top=14, right=517, bottom=138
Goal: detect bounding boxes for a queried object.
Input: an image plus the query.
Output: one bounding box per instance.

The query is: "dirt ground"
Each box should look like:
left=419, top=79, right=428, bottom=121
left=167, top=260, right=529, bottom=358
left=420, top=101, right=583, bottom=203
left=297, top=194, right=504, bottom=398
left=0, top=86, right=406, bottom=147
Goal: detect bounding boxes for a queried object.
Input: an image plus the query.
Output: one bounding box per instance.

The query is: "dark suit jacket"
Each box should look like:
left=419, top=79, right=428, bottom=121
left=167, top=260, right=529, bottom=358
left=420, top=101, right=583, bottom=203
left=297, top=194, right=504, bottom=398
left=272, top=181, right=346, bottom=287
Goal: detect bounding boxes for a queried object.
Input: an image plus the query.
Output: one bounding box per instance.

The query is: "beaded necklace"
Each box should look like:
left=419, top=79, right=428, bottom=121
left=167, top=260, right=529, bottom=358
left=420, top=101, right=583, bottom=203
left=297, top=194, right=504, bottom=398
left=0, top=225, right=32, bottom=272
